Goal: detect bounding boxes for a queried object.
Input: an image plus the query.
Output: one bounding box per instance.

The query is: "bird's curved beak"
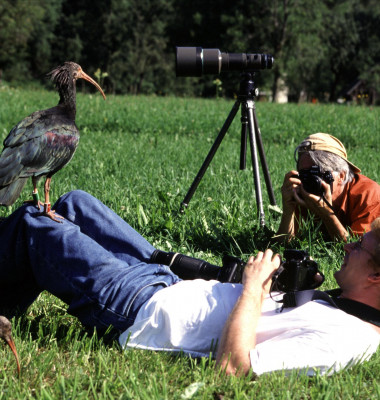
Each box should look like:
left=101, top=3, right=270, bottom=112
left=4, top=335, right=20, bottom=376
left=77, top=69, right=106, bottom=100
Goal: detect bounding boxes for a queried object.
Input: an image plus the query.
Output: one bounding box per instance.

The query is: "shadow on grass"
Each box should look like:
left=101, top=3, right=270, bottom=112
left=150, top=220, right=279, bottom=258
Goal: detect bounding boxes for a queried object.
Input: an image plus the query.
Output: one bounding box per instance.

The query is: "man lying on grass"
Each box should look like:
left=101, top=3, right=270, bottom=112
left=1, top=190, right=379, bottom=376
left=277, top=133, right=380, bottom=242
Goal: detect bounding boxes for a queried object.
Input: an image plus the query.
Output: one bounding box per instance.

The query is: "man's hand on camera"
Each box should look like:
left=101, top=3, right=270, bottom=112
left=276, top=171, right=302, bottom=241
left=294, top=179, right=334, bottom=218
left=281, top=170, right=301, bottom=212
left=242, top=250, right=281, bottom=299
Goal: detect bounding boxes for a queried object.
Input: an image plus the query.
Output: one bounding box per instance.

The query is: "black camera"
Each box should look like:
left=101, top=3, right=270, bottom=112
left=297, top=166, right=334, bottom=196
left=150, top=250, right=244, bottom=283
left=272, top=249, right=324, bottom=293
left=150, top=248, right=323, bottom=293
left=176, top=46, right=274, bottom=77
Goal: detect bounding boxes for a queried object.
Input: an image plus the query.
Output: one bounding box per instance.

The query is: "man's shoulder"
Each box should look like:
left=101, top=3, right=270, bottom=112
left=354, top=173, right=380, bottom=186
left=349, top=174, right=380, bottom=197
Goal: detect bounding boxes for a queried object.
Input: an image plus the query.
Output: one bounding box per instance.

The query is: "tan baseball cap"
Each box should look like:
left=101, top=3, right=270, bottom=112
left=296, top=133, right=361, bottom=173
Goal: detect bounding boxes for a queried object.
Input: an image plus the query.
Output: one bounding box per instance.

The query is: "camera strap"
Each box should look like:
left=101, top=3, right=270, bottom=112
left=281, top=290, right=337, bottom=309
left=320, top=194, right=335, bottom=212
left=281, top=289, right=380, bottom=327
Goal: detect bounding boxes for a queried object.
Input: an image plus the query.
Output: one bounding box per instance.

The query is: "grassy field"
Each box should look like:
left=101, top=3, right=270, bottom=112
left=0, top=84, right=379, bottom=398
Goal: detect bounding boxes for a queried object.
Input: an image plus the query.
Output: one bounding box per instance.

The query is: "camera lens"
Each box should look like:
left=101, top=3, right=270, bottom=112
left=175, top=47, right=204, bottom=77
left=176, top=47, right=274, bottom=77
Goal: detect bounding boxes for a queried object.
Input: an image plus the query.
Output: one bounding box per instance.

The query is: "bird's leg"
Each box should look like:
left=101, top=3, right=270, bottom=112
left=32, top=188, right=40, bottom=208
left=24, top=177, right=43, bottom=209
left=32, top=176, right=43, bottom=209
left=3, top=335, right=21, bottom=376
left=42, top=177, right=64, bottom=223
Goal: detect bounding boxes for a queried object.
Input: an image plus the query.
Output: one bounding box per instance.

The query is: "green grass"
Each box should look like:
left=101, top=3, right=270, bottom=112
left=0, top=84, right=379, bottom=398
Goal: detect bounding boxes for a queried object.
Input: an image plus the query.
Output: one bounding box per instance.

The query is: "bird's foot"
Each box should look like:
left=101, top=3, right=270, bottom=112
left=41, top=203, right=64, bottom=223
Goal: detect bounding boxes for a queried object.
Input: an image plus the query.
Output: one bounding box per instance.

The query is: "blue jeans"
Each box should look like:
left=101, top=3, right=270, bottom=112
left=0, top=190, right=181, bottom=332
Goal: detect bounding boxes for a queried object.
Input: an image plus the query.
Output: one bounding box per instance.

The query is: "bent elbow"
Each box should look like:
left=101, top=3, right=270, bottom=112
left=218, top=357, right=251, bottom=376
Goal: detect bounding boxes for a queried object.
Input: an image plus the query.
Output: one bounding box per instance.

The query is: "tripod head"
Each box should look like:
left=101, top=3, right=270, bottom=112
left=238, top=72, right=260, bottom=100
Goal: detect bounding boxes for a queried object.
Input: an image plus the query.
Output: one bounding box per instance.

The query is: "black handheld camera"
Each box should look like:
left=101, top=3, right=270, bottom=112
left=272, top=249, right=324, bottom=292
left=150, top=248, right=324, bottom=293
left=150, top=250, right=244, bottom=283
left=176, top=46, right=274, bottom=77
left=297, top=166, right=334, bottom=196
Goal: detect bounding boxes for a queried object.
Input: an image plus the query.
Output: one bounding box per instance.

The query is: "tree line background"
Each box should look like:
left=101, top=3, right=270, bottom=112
left=0, top=0, right=379, bottom=103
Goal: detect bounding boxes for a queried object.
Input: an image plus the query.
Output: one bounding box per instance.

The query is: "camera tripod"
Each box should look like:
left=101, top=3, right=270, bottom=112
left=180, top=72, right=277, bottom=226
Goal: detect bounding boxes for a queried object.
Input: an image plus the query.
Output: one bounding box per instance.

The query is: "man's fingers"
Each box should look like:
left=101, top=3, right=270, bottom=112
left=271, top=253, right=281, bottom=266
left=250, top=250, right=281, bottom=266
left=265, top=251, right=281, bottom=268
left=285, top=170, right=299, bottom=179
left=293, top=187, right=306, bottom=206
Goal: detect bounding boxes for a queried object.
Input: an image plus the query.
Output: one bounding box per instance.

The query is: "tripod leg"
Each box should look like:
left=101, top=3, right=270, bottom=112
left=245, top=100, right=265, bottom=226
left=180, top=100, right=241, bottom=212
left=252, top=105, right=277, bottom=206
left=240, top=105, right=248, bottom=170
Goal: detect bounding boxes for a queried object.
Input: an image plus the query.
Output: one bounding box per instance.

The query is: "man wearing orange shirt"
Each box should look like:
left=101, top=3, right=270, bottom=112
left=276, top=133, right=380, bottom=241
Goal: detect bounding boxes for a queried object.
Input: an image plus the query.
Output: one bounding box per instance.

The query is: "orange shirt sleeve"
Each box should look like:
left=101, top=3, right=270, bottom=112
left=343, top=175, right=380, bottom=236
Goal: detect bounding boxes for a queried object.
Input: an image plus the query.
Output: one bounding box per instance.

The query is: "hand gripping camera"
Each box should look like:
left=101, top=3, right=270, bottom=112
left=297, top=166, right=334, bottom=196
left=150, top=249, right=324, bottom=293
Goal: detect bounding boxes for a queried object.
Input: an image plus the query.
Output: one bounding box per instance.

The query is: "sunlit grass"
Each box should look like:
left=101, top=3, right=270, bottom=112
left=0, top=85, right=379, bottom=398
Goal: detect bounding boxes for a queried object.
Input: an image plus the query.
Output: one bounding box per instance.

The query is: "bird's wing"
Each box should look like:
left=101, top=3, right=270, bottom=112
left=3, top=110, right=44, bottom=147
left=0, top=114, right=79, bottom=186
left=23, top=127, right=80, bottom=177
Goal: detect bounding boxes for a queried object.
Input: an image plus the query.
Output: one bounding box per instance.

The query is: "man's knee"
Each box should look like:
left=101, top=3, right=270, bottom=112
left=60, top=189, right=93, bottom=202
left=54, top=190, right=96, bottom=209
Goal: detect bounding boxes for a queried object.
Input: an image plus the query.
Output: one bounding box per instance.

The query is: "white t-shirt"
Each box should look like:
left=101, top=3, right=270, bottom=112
left=119, top=280, right=380, bottom=376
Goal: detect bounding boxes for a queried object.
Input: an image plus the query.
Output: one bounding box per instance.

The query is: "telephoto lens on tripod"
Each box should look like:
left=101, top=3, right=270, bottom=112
left=176, top=46, right=274, bottom=77
left=150, top=249, right=244, bottom=283
left=175, top=46, right=277, bottom=224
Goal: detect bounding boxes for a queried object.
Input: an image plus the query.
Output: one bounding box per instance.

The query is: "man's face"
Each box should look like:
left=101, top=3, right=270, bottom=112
left=335, top=232, right=378, bottom=292
left=297, top=153, right=314, bottom=171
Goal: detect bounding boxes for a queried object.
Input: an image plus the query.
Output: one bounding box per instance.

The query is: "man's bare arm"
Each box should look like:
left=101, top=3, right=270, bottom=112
left=216, top=250, right=280, bottom=376
left=276, top=171, right=301, bottom=241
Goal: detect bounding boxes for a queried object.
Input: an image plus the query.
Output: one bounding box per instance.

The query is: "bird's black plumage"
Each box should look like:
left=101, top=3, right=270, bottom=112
left=0, top=62, right=105, bottom=220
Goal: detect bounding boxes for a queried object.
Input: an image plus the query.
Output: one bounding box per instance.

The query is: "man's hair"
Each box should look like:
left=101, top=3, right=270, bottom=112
left=298, top=150, right=355, bottom=184
left=370, top=217, right=380, bottom=268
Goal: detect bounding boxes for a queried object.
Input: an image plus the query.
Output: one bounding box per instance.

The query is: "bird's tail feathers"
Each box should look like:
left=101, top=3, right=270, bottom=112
left=0, top=178, right=28, bottom=206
